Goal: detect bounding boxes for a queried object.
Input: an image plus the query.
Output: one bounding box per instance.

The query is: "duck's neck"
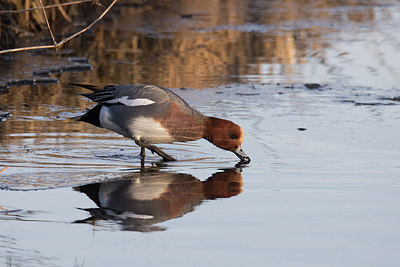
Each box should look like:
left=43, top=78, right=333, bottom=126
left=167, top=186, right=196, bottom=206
left=203, top=117, right=222, bottom=143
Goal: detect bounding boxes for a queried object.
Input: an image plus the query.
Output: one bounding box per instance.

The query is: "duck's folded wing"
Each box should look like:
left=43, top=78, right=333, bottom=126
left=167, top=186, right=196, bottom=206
left=75, top=84, right=170, bottom=106
left=111, top=85, right=170, bottom=107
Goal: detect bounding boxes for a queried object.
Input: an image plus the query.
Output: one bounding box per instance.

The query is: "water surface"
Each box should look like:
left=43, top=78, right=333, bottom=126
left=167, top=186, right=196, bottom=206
left=1, top=0, right=400, bottom=266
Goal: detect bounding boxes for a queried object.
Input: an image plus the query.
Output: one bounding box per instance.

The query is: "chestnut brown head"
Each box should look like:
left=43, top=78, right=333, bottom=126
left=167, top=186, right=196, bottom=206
left=204, top=117, right=250, bottom=163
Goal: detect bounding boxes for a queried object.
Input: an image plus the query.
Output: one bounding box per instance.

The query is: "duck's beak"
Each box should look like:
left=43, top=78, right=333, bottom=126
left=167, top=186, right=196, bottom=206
left=234, top=146, right=250, bottom=163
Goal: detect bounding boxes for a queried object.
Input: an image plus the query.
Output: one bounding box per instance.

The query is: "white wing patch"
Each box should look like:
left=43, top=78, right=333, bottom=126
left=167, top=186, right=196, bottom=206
left=117, top=96, right=155, bottom=107
left=104, top=99, right=118, bottom=104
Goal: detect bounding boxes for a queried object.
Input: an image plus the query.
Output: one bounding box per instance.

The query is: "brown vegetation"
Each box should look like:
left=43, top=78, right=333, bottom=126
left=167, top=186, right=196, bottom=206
left=0, top=0, right=114, bottom=51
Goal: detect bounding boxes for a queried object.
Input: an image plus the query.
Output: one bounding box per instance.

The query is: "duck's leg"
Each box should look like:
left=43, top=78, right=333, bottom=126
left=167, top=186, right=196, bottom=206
left=148, top=144, right=176, bottom=161
left=140, top=147, right=146, bottom=159
left=135, top=140, right=176, bottom=161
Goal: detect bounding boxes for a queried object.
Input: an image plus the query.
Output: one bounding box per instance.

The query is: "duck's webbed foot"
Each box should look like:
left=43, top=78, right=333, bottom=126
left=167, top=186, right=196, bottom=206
left=136, top=140, right=176, bottom=161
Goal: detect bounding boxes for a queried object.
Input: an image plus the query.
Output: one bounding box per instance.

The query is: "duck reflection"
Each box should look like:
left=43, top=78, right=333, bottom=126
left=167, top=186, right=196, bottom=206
left=74, top=168, right=243, bottom=232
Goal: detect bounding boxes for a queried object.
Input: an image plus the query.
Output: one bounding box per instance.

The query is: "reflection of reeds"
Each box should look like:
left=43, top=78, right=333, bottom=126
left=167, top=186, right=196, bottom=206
left=0, top=1, right=17, bottom=49
left=75, top=0, right=378, bottom=88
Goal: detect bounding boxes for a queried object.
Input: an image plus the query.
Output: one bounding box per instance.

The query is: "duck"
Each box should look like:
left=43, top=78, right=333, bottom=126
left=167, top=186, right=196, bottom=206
left=71, top=83, right=250, bottom=163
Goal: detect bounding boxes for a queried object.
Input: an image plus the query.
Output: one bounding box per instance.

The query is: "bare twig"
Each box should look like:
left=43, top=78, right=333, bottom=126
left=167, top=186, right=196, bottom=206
left=0, top=45, right=55, bottom=53
left=57, top=0, right=117, bottom=48
left=38, top=0, right=57, bottom=47
left=0, top=0, right=118, bottom=54
left=0, top=0, right=94, bottom=14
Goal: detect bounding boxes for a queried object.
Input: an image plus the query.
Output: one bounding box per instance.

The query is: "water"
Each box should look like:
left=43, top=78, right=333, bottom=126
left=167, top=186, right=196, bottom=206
left=1, top=0, right=400, bottom=266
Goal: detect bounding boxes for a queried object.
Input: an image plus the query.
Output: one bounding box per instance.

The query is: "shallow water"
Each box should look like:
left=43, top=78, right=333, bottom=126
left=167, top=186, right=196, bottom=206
left=1, top=0, right=400, bottom=266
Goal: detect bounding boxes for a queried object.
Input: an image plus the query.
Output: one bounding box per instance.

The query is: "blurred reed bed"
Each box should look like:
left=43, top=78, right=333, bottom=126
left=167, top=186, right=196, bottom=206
left=0, top=0, right=105, bottom=50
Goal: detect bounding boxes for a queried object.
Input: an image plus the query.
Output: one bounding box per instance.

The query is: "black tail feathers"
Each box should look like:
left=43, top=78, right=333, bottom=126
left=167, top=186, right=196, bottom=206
left=71, top=104, right=102, bottom=128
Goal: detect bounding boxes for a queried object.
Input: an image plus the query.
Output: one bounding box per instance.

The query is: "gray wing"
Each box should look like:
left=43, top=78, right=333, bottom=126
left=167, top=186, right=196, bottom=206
left=76, top=83, right=205, bottom=120
left=78, top=84, right=170, bottom=105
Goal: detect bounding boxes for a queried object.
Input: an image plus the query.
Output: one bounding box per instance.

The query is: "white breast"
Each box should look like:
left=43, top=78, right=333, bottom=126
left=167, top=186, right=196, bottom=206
left=99, top=106, right=173, bottom=143
left=128, top=116, right=173, bottom=143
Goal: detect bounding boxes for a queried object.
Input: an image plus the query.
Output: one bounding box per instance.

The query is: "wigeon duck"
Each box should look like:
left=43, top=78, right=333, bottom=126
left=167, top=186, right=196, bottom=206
left=71, top=84, right=250, bottom=163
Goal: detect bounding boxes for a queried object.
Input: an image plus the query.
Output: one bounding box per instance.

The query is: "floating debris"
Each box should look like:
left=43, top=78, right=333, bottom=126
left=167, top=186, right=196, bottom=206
left=8, top=79, right=35, bottom=86
left=68, top=57, right=90, bottom=64
left=304, top=83, right=322, bottom=89
left=0, top=82, right=9, bottom=91
left=32, top=63, right=92, bottom=76
left=61, top=64, right=93, bottom=72
left=0, top=110, right=10, bottom=122
left=35, top=78, right=59, bottom=84
left=235, top=93, right=260, bottom=96
left=3, top=78, right=59, bottom=88
left=340, top=99, right=396, bottom=106
left=33, top=69, right=51, bottom=76
left=378, top=96, right=400, bottom=102
left=284, top=84, right=295, bottom=89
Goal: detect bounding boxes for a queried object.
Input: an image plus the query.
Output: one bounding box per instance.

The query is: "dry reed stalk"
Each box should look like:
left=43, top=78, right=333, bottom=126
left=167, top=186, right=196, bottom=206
left=0, top=0, right=94, bottom=14
left=38, top=0, right=57, bottom=46
left=0, top=0, right=118, bottom=54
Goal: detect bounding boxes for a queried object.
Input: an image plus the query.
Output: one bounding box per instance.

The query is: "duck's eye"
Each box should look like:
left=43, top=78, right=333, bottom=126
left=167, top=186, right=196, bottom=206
left=230, top=134, right=238, bottom=139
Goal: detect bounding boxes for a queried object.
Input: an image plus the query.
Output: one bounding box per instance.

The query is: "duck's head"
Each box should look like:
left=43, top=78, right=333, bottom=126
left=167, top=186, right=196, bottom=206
left=204, top=117, right=250, bottom=163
